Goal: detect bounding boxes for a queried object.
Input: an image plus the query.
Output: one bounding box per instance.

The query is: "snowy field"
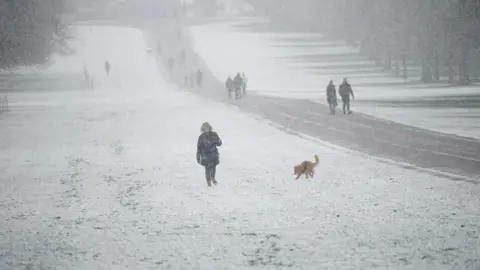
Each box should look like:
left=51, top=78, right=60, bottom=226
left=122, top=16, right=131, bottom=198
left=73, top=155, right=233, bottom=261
left=1, top=25, right=480, bottom=269
left=189, top=18, right=480, bottom=139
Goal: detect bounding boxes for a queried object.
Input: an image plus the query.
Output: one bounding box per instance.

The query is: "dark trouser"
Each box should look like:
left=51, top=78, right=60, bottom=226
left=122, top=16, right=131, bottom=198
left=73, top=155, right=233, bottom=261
left=328, top=103, right=336, bottom=115
left=204, top=164, right=217, bottom=186
left=242, top=84, right=246, bottom=96
left=235, top=87, right=241, bottom=99
left=342, top=98, right=351, bottom=114
left=227, top=88, right=232, bottom=99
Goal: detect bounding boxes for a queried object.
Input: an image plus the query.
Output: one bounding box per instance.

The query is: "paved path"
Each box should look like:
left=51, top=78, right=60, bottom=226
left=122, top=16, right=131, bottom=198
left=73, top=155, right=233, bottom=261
left=234, top=94, right=480, bottom=182
left=146, top=19, right=480, bottom=183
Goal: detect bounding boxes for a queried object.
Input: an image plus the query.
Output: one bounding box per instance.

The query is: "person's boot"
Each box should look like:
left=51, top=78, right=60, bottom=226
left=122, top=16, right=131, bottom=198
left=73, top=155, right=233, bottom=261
left=206, top=179, right=212, bottom=187
left=212, top=179, right=218, bottom=185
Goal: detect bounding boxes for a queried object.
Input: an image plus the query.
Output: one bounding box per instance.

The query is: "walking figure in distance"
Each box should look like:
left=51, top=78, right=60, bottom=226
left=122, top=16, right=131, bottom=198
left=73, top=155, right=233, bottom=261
left=196, top=122, right=222, bottom=187
left=225, top=76, right=234, bottom=99
left=241, top=72, right=248, bottom=97
left=339, top=77, right=354, bottom=115
left=233, top=72, right=243, bottom=100
left=104, top=61, right=111, bottom=76
left=196, top=69, right=203, bottom=88
left=326, top=80, right=337, bottom=115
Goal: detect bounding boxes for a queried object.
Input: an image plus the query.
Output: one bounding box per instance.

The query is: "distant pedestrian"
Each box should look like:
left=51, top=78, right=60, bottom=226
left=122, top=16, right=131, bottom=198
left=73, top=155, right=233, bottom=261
left=104, top=61, right=111, bottom=75
left=233, top=72, right=243, bottom=100
left=241, top=72, right=248, bottom=97
left=225, top=76, right=234, bottom=99
left=196, top=70, right=203, bottom=88
left=196, top=122, right=222, bottom=187
left=326, top=80, right=337, bottom=115
left=180, top=50, right=186, bottom=67
left=339, top=77, right=354, bottom=115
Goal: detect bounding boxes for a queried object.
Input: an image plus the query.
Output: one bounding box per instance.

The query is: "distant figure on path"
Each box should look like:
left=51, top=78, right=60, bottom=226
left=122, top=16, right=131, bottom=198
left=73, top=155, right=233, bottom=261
left=233, top=72, right=243, bottom=100
left=196, top=70, right=203, bottom=88
left=326, top=80, right=337, bottom=115
left=180, top=50, right=186, bottom=67
left=225, top=76, right=234, bottom=99
left=196, top=122, right=222, bottom=187
left=241, top=72, right=248, bottom=97
left=339, top=77, right=354, bottom=115
left=104, top=61, right=111, bottom=76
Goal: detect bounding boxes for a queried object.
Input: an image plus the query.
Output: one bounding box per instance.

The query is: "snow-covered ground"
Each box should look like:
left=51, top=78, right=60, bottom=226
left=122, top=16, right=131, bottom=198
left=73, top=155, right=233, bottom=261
left=1, top=25, right=479, bottom=269
left=189, top=18, right=480, bottom=139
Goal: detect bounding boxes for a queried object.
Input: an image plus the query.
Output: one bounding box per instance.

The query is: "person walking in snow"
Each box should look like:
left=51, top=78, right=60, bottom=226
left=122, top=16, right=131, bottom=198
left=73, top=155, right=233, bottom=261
left=196, top=122, right=222, bottom=187
left=233, top=72, right=243, bottom=100
left=104, top=61, right=111, bottom=76
left=225, top=76, right=234, bottom=99
left=196, top=69, right=203, bottom=88
left=326, top=80, right=337, bottom=115
left=241, top=72, right=248, bottom=97
left=180, top=50, right=186, bottom=67
left=339, top=77, right=354, bottom=115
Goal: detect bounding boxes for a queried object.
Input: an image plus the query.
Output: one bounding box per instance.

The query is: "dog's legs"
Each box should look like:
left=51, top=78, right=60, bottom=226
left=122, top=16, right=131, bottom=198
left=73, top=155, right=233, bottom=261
left=295, top=173, right=302, bottom=180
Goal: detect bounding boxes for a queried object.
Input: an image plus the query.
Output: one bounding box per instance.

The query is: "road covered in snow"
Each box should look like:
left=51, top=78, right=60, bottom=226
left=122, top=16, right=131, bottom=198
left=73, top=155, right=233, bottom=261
left=0, top=24, right=479, bottom=269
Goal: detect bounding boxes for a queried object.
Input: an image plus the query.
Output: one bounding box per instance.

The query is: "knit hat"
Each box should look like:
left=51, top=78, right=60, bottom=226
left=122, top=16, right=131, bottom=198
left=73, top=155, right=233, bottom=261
left=200, top=122, right=212, bottom=133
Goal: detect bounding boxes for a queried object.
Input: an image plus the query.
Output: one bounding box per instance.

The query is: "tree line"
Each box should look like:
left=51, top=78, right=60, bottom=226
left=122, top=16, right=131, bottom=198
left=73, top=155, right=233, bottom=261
left=0, top=0, right=71, bottom=70
left=251, top=0, right=480, bottom=84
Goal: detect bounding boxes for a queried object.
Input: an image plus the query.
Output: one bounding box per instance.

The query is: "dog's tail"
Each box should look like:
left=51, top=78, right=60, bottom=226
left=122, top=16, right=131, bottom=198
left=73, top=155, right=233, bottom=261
left=313, top=154, right=319, bottom=166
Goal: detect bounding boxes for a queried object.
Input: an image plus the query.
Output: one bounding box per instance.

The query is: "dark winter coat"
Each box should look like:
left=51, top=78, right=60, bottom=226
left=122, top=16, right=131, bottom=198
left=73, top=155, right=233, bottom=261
left=339, top=82, right=353, bottom=100
left=225, top=78, right=233, bottom=90
left=326, top=84, right=337, bottom=105
left=196, top=131, right=222, bottom=166
left=233, top=74, right=243, bottom=89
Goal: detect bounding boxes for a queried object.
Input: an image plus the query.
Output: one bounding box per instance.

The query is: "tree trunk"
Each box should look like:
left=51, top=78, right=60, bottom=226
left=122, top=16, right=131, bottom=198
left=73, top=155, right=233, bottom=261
left=383, top=52, right=392, bottom=71
left=402, top=56, right=407, bottom=79
left=432, top=52, right=440, bottom=80
left=395, top=56, right=400, bottom=76
left=459, top=44, right=470, bottom=84
left=447, top=51, right=454, bottom=83
left=459, top=62, right=470, bottom=84
left=421, top=59, right=433, bottom=82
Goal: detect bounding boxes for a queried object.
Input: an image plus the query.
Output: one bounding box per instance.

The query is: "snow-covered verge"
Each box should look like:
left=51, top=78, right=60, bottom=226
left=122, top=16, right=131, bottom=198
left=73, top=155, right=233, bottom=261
left=189, top=18, right=480, bottom=140
left=0, top=25, right=479, bottom=270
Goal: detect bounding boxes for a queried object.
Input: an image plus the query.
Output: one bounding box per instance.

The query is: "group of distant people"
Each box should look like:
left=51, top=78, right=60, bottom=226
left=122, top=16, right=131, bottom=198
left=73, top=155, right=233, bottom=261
left=225, top=72, right=248, bottom=100
left=82, top=60, right=111, bottom=90
left=183, top=69, right=203, bottom=89
left=163, top=46, right=206, bottom=90
left=326, top=77, right=354, bottom=115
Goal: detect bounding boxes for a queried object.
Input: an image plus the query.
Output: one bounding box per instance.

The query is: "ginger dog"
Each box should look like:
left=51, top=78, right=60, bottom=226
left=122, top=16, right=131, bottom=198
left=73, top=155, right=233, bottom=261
left=293, top=154, right=319, bottom=180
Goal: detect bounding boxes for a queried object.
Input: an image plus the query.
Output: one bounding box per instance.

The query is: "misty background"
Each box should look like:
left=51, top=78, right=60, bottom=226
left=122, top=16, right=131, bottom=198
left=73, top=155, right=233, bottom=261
left=1, top=0, right=479, bottom=85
